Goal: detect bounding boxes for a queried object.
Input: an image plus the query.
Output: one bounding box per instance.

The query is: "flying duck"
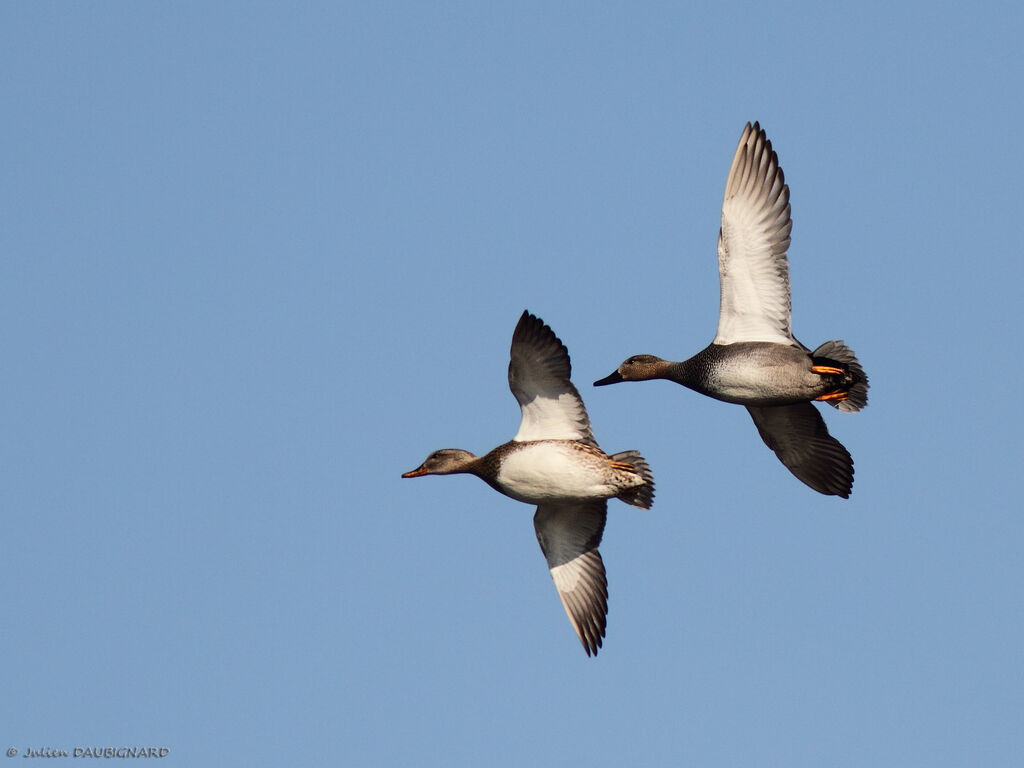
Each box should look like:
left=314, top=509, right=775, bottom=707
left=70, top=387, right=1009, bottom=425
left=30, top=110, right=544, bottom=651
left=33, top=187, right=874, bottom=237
left=403, top=311, right=654, bottom=655
left=595, top=122, right=868, bottom=497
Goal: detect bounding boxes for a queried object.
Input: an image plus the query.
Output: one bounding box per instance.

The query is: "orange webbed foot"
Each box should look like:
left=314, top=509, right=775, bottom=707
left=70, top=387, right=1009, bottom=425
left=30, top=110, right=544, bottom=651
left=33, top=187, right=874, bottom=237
left=816, top=390, right=849, bottom=403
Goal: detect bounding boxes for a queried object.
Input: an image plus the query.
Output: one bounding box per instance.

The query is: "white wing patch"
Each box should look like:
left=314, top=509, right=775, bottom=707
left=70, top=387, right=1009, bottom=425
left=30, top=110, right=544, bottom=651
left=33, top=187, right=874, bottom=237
left=714, top=122, right=796, bottom=346
left=551, top=558, right=588, bottom=593
left=508, top=312, right=596, bottom=444
left=513, top=391, right=590, bottom=443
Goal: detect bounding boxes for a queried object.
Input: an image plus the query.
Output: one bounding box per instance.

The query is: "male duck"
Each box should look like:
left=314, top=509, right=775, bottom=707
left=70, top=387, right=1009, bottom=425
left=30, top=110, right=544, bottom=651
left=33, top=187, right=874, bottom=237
left=595, top=122, right=868, bottom=498
left=403, top=311, right=654, bottom=656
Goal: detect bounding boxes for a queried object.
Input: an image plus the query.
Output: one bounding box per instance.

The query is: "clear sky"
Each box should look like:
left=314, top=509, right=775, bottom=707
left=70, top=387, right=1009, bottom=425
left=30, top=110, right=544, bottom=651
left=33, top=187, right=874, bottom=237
left=3, top=2, right=1022, bottom=766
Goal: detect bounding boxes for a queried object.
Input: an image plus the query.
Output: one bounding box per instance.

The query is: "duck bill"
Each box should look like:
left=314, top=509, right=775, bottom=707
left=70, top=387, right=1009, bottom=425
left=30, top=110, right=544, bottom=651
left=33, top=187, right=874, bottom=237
left=401, top=466, right=429, bottom=478
left=593, top=371, right=624, bottom=386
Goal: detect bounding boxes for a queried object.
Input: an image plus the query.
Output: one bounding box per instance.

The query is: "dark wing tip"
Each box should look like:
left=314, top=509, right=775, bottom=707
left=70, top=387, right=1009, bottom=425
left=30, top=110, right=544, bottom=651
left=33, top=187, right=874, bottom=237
left=512, top=309, right=571, bottom=368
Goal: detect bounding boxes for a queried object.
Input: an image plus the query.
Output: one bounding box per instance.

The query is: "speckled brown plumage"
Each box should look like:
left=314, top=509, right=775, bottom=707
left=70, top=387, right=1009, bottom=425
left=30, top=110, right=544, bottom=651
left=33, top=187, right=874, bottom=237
left=403, top=311, right=655, bottom=656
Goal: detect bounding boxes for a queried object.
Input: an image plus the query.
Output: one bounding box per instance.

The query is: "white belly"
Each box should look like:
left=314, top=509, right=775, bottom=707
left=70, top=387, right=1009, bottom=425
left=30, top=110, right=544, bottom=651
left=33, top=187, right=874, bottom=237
left=494, top=443, right=613, bottom=504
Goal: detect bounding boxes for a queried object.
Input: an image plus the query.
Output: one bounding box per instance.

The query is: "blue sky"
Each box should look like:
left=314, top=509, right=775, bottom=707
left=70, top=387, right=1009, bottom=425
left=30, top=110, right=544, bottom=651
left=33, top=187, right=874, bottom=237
left=2, top=2, right=1022, bottom=766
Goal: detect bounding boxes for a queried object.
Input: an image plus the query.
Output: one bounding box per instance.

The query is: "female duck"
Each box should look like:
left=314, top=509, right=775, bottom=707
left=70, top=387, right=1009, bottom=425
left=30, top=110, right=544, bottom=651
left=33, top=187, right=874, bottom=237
left=403, top=311, right=654, bottom=656
left=595, top=123, right=868, bottom=498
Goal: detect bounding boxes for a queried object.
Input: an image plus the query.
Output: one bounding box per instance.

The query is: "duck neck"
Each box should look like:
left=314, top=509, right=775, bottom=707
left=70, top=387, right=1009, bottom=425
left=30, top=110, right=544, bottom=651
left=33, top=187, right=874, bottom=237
left=451, top=454, right=485, bottom=477
left=461, top=450, right=498, bottom=480
left=663, top=355, right=705, bottom=390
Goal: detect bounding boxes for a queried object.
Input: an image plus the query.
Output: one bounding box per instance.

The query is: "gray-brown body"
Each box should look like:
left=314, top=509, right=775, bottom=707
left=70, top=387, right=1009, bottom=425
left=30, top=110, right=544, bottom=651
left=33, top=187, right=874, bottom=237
left=666, top=342, right=857, bottom=407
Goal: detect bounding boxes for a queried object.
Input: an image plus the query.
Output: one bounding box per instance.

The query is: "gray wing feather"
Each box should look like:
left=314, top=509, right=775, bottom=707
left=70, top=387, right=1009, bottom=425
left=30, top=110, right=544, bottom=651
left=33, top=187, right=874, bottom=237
left=714, top=122, right=795, bottom=346
left=534, top=500, right=608, bottom=656
left=746, top=404, right=854, bottom=498
left=509, top=311, right=597, bottom=445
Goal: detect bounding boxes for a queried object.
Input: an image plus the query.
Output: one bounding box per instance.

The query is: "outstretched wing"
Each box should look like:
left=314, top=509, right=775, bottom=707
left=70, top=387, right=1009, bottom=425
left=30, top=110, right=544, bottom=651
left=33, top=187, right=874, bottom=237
left=508, top=311, right=596, bottom=445
left=714, top=122, right=795, bottom=346
left=746, top=404, right=854, bottom=498
left=533, top=499, right=608, bottom=656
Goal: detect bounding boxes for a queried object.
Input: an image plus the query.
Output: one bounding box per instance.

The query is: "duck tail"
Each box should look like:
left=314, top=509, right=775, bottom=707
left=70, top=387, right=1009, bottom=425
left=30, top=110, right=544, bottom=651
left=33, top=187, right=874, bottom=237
left=611, top=450, right=655, bottom=509
left=812, top=340, right=869, bottom=413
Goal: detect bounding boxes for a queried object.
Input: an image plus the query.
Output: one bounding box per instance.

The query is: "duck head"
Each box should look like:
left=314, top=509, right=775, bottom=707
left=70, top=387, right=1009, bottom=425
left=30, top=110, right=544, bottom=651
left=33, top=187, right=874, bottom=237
left=401, top=449, right=479, bottom=477
left=594, top=355, right=670, bottom=386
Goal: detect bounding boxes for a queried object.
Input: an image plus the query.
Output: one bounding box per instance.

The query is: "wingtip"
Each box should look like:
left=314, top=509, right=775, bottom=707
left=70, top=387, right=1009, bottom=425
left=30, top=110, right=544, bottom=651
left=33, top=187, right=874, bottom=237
left=513, top=309, right=537, bottom=336
left=511, top=309, right=559, bottom=347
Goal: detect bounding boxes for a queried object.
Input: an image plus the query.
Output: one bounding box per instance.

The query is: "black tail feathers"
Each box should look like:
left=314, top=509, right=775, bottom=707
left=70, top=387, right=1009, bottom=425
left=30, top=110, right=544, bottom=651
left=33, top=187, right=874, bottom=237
left=812, top=340, right=868, bottom=413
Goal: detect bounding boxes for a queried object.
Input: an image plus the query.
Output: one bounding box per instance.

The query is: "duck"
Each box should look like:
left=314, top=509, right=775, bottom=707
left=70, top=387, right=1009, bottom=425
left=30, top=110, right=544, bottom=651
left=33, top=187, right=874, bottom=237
left=403, top=310, right=654, bottom=656
left=594, top=122, right=868, bottom=498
